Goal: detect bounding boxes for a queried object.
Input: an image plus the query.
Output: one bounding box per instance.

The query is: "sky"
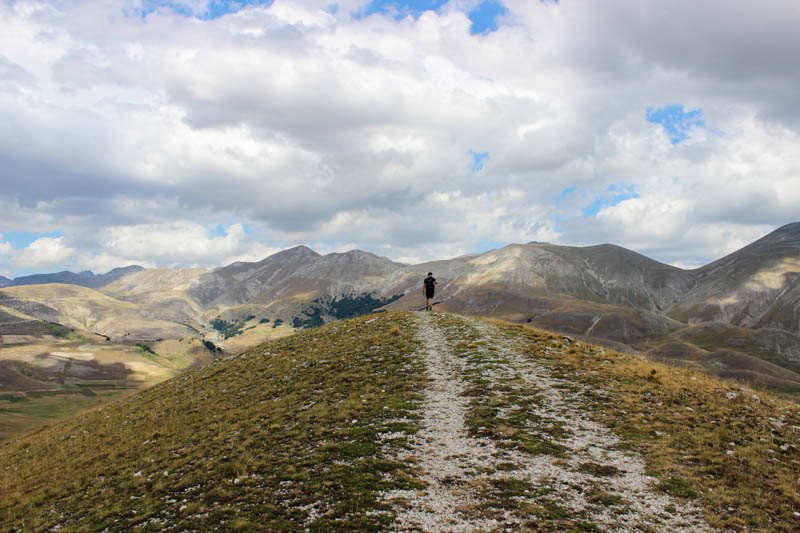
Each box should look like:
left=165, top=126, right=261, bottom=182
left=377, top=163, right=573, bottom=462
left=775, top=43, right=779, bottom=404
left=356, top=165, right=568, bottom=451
left=1, top=0, right=799, bottom=278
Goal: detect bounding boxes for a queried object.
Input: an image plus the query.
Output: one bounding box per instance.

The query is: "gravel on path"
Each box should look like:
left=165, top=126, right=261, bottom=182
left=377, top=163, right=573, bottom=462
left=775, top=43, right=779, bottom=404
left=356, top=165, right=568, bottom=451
left=381, top=312, right=712, bottom=532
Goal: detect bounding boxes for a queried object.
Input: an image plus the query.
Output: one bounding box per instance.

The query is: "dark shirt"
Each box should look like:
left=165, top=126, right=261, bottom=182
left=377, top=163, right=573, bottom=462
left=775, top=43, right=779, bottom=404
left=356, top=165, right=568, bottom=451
left=423, top=277, right=436, bottom=294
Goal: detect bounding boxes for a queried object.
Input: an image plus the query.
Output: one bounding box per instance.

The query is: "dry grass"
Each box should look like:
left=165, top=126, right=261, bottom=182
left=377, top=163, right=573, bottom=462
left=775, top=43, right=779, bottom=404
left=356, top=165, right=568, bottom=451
left=2, top=311, right=799, bottom=531
left=0, top=312, right=426, bottom=531
left=502, top=320, right=800, bottom=532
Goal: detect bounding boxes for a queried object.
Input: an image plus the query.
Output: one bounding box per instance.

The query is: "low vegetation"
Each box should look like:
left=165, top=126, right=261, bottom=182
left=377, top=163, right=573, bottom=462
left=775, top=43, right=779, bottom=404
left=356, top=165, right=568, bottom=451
left=209, top=316, right=255, bottom=339
left=0, top=313, right=426, bottom=531
left=292, top=294, right=403, bottom=329
left=503, top=320, right=800, bottom=532
left=1, top=311, right=798, bottom=531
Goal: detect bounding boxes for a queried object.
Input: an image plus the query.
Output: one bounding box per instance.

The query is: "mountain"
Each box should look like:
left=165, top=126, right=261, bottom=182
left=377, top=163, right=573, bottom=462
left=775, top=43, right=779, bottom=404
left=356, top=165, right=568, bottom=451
left=2, top=312, right=798, bottom=531
left=6, top=265, right=144, bottom=289
left=0, top=276, right=10, bottom=288
left=102, top=268, right=210, bottom=326
left=418, top=242, right=694, bottom=311
left=388, top=240, right=695, bottom=318
left=669, top=222, right=800, bottom=330
left=187, top=245, right=321, bottom=309
left=3, top=223, right=800, bottom=393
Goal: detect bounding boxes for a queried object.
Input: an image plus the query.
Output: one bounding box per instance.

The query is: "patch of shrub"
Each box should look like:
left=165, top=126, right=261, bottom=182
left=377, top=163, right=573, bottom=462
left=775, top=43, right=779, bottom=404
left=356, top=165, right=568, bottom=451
left=202, top=340, right=223, bottom=353
left=210, top=318, right=245, bottom=339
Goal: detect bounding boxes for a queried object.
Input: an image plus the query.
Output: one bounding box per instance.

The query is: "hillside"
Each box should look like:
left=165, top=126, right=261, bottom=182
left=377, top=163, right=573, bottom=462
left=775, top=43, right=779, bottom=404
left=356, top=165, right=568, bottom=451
left=102, top=268, right=210, bottom=327
left=0, top=284, right=193, bottom=340
left=2, top=312, right=799, bottom=531
left=669, top=222, right=800, bottom=328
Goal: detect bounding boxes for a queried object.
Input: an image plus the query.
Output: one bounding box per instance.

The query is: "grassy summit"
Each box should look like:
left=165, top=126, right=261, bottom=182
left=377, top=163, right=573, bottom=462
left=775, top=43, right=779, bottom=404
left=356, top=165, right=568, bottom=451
left=1, top=311, right=799, bottom=531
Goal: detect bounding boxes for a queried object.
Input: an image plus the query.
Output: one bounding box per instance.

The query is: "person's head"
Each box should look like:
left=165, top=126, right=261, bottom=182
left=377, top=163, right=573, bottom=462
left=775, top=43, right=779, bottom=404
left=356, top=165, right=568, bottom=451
left=427, top=272, right=433, bottom=277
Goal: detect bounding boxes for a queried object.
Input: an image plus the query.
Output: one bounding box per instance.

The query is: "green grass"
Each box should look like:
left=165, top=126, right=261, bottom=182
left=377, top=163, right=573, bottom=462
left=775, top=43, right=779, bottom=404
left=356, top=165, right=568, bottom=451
left=0, top=392, right=126, bottom=442
left=435, top=315, right=571, bottom=460
left=43, top=321, right=87, bottom=341
left=0, top=312, right=426, bottom=531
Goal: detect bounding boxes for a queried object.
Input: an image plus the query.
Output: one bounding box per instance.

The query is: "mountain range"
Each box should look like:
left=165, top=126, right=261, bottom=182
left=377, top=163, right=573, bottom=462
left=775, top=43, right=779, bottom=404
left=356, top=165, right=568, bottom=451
left=0, top=265, right=144, bottom=289
left=2, top=222, right=800, bottom=392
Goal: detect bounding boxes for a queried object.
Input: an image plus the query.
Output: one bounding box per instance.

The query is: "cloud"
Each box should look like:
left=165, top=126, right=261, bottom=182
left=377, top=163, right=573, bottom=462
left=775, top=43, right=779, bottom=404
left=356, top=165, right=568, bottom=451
left=11, top=237, right=76, bottom=269
left=0, top=234, right=13, bottom=256
left=79, top=252, right=156, bottom=274
left=0, top=0, right=798, bottom=277
left=103, top=222, right=254, bottom=267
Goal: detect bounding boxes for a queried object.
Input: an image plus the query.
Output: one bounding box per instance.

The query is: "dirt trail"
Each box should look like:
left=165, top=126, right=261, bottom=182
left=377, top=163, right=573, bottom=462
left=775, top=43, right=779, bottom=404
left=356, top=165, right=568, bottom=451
left=382, top=312, right=712, bottom=532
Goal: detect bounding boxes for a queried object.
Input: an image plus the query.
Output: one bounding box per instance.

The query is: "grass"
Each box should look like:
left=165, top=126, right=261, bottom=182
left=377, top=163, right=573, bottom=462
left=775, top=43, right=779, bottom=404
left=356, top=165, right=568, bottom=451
left=0, top=312, right=426, bottom=531
left=503, top=320, right=800, bottom=532
left=0, top=392, right=127, bottom=442
left=436, top=314, right=571, bottom=460
left=3, top=310, right=799, bottom=530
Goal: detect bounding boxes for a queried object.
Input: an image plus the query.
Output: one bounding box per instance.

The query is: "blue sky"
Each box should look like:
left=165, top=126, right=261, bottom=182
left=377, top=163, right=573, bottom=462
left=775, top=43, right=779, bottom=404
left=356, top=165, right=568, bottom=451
left=470, top=151, right=489, bottom=172
left=647, top=105, right=705, bottom=144
left=1, top=0, right=797, bottom=277
left=137, top=0, right=275, bottom=19
left=1, top=231, right=63, bottom=250
left=138, top=0, right=510, bottom=34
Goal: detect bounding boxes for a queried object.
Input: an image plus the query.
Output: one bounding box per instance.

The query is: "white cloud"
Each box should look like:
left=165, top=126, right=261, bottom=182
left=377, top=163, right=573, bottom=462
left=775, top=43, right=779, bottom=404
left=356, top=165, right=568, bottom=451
left=218, top=243, right=285, bottom=266
left=0, top=233, right=12, bottom=256
left=103, top=222, right=252, bottom=267
left=0, top=1, right=798, bottom=276
left=79, top=252, right=156, bottom=274
left=11, top=237, right=75, bottom=269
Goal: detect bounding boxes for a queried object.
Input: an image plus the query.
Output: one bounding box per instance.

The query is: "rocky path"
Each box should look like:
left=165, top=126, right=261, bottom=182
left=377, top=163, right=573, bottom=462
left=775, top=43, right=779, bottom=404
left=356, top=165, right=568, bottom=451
left=382, top=312, right=712, bottom=532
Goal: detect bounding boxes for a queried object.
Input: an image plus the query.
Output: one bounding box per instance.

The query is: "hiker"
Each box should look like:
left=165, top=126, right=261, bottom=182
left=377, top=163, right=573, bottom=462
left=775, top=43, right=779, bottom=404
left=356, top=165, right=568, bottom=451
left=423, top=272, right=437, bottom=311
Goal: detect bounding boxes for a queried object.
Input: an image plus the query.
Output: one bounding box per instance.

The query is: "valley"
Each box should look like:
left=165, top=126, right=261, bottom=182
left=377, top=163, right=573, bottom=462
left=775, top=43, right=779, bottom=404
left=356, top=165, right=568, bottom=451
left=0, top=308, right=216, bottom=441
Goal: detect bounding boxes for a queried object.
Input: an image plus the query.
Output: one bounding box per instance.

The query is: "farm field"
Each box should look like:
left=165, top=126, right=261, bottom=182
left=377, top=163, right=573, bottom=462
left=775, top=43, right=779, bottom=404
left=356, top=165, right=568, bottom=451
left=0, top=335, right=214, bottom=442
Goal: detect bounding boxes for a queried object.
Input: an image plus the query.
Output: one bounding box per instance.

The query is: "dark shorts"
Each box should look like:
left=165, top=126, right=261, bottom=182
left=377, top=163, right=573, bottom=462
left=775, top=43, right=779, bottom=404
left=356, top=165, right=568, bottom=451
left=425, top=289, right=435, bottom=299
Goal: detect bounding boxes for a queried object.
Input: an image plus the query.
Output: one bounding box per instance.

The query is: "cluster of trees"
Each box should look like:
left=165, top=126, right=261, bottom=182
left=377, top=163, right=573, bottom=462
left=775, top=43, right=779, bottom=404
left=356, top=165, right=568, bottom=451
left=292, top=293, right=402, bottom=329
left=210, top=315, right=256, bottom=339
left=203, top=339, right=223, bottom=353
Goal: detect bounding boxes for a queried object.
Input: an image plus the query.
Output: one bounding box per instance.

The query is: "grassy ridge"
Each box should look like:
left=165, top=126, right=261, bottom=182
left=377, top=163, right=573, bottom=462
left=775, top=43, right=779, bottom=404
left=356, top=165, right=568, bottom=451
left=2, top=311, right=799, bottom=531
left=498, top=320, right=800, bottom=532
left=0, top=313, right=425, bottom=531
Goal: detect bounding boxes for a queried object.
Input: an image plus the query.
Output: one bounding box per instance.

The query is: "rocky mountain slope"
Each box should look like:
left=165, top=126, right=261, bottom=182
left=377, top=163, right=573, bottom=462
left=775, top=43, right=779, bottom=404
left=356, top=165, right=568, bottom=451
left=669, top=222, right=800, bottom=329
left=2, top=312, right=798, bottom=531
left=3, top=223, right=800, bottom=393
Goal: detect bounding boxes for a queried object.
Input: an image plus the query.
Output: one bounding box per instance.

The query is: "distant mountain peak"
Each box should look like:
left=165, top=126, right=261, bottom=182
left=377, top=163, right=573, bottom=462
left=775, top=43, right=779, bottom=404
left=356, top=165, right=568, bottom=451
left=105, top=265, right=144, bottom=275
left=282, top=245, right=320, bottom=257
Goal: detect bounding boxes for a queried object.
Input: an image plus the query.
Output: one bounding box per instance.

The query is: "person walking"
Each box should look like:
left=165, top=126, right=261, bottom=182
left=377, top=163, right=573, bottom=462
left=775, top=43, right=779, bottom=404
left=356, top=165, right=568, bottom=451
left=423, top=272, right=437, bottom=311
